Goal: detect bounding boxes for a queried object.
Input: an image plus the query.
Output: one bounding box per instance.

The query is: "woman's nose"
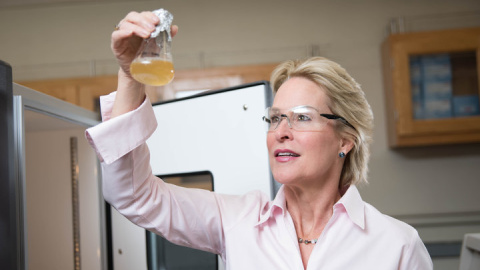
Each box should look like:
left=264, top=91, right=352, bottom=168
left=275, top=117, right=293, bottom=140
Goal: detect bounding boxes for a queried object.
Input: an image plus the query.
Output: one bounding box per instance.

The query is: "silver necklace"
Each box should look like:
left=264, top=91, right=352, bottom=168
left=298, top=237, right=318, bottom=245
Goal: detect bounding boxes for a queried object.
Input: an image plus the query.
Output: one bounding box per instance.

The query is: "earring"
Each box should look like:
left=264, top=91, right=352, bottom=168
left=339, top=152, right=346, bottom=158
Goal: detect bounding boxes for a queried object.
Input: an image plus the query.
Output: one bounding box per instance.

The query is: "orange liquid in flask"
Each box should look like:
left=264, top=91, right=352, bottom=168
left=130, top=59, right=175, bottom=86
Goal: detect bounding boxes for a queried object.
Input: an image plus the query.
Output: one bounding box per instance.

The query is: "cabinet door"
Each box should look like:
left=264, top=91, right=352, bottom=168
left=0, top=61, right=24, bottom=270
left=382, top=27, right=480, bottom=147
left=11, top=84, right=105, bottom=270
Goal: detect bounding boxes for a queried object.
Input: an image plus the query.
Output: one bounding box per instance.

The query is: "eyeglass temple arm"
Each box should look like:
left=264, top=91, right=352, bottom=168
left=320, top=114, right=355, bottom=130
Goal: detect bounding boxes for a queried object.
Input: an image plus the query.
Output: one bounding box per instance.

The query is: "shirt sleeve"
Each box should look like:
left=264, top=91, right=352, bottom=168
left=399, top=230, right=433, bottom=270
left=84, top=92, right=225, bottom=255
left=85, top=92, right=157, bottom=164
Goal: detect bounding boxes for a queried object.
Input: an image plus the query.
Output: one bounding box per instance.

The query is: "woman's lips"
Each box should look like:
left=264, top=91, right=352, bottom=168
left=274, top=149, right=300, bottom=162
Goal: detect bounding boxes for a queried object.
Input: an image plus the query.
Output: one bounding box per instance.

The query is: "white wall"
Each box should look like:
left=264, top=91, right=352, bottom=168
left=3, top=1, right=480, bottom=269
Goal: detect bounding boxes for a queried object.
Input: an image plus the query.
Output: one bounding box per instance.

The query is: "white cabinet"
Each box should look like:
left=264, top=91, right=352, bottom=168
left=8, top=81, right=105, bottom=270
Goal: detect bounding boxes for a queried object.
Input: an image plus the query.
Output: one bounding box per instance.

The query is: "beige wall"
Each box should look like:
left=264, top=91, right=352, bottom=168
left=2, top=1, right=480, bottom=269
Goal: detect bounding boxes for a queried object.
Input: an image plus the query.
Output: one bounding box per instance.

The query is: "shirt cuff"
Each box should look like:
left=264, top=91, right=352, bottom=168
left=85, top=92, right=158, bottom=164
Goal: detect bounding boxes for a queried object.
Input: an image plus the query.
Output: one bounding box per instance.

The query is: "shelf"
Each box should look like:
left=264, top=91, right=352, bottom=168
left=382, top=27, right=480, bottom=147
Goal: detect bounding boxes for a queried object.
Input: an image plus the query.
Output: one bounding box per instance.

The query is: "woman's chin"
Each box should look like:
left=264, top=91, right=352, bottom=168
left=272, top=172, right=298, bottom=186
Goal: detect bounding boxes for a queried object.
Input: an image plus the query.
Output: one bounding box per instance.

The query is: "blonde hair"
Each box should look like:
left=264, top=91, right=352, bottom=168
left=270, top=57, right=373, bottom=187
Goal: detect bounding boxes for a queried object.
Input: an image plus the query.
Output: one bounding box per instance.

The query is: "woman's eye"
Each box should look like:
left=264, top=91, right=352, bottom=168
left=296, top=114, right=312, bottom=121
left=271, top=115, right=281, bottom=123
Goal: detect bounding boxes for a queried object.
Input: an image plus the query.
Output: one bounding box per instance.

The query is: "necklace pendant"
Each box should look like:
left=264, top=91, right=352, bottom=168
left=298, top=237, right=318, bottom=245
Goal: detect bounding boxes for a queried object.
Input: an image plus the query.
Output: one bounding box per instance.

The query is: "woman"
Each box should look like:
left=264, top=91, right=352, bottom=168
left=86, top=11, right=433, bottom=269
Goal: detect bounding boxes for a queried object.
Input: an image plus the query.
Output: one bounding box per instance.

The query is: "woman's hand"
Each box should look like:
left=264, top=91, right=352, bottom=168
left=110, top=11, right=178, bottom=118
left=111, top=11, right=178, bottom=77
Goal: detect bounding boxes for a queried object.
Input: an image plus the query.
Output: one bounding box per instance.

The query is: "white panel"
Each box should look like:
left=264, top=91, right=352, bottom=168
left=111, top=83, right=273, bottom=270
left=459, top=233, right=480, bottom=270
left=148, top=83, right=273, bottom=196
left=111, top=209, right=147, bottom=270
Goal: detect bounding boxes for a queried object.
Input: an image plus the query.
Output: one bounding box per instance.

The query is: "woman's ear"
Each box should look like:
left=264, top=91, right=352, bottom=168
left=340, top=137, right=354, bottom=156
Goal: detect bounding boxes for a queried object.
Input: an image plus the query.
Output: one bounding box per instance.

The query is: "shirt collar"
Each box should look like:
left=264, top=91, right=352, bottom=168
left=255, top=185, right=365, bottom=230
left=255, top=185, right=286, bottom=226
left=335, top=185, right=365, bottom=230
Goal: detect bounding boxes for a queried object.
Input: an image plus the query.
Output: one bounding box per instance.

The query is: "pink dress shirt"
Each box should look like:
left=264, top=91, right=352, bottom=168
left=86, top=92, right=433, bottom=270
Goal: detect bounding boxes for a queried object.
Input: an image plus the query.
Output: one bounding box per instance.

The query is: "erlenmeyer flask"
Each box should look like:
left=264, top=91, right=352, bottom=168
left=130, top=9, right=174, bottom=86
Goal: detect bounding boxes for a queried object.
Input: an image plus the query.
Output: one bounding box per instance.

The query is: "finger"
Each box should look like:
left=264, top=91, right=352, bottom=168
left=114, top=11, right=176, bottom=42
left=110, top=28, right=143, bottom=56
left=114, top=19, right=153, bottom=39
left=111, top=28, right=134, bottom=47
left=171, top=25, right=179, bottom=38
left=122, top=11, right=158, bottom=33
left=140, top=11, right=160, bottom=25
